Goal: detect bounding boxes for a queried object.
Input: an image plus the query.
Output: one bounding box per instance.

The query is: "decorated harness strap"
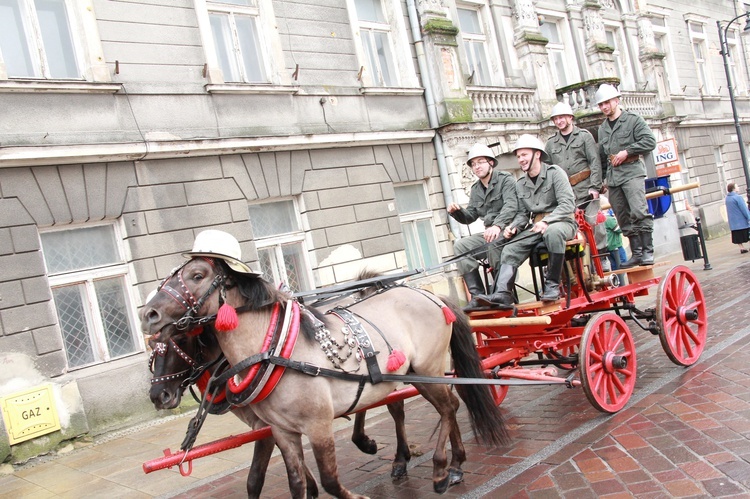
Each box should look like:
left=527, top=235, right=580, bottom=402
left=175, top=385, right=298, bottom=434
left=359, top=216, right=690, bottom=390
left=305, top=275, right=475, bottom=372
left=224, top=300, right=301, bottom=407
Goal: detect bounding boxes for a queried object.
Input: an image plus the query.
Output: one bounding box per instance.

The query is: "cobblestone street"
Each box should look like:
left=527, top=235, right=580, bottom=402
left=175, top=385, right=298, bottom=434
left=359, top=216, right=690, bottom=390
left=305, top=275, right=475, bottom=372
left=2, top=235, right=749, bottom=498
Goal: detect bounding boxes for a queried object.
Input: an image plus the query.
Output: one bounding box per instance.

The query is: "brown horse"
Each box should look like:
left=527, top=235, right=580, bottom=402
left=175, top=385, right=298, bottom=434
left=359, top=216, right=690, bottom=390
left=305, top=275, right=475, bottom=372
left=141, top=257, right=509, bottom=497
left=147, top=324, right=411, bottom=495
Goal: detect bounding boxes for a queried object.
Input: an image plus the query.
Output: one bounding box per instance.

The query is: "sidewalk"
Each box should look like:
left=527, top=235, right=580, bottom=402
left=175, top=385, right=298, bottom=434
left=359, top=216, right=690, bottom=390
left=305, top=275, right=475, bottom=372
left=0, top=233, right=745, bottom=498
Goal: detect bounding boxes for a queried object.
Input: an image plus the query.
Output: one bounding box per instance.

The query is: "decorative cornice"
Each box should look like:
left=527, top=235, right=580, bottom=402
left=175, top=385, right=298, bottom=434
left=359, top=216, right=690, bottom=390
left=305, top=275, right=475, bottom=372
left=0, top=80, right=121, bottom=94
left=0, top=130, right=436, bottom=168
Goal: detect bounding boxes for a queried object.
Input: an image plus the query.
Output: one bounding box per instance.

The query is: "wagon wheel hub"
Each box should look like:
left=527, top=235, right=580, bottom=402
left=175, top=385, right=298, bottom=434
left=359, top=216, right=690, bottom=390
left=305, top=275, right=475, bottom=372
left=677, top=307, right=699, bottom=324
left=602, top=351, right=628, bottom=374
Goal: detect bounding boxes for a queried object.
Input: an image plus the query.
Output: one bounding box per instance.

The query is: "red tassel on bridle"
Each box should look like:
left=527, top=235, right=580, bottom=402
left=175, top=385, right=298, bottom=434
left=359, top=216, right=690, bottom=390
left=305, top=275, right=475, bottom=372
left=442, top=305, right=456, bottom=324
left=386, top=349, right=406, bottom=372
left=215, top=288, right=238, bottom=332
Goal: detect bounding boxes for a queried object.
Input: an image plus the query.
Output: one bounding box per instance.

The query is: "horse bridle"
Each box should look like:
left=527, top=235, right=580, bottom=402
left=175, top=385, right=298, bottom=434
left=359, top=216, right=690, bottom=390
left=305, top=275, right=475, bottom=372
left=157, top=258, right=227, bottom=331
left=149, top=336, right=201, bottom=385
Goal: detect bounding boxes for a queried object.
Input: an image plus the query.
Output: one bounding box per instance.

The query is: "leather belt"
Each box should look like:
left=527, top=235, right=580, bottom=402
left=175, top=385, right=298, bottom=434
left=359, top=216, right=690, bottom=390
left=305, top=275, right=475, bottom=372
left=609, top=154, right=642, bottom=167
left=532, top=212, right=575, bottom=224
left=533, top=212, right=551, bottom=224
left=568, top=169, right=591, bottom=186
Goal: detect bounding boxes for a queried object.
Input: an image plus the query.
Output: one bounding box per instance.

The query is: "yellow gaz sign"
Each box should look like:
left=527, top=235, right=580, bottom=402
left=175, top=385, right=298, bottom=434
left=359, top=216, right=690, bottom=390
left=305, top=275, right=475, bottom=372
left=1, top=385, right=61, bottom=445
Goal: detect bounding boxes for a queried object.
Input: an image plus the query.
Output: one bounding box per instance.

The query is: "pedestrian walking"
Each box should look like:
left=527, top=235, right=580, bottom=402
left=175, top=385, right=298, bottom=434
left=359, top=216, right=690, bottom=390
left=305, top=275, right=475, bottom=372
left=596, top=83, right=657, bottom=268
left=725, top=182, right=750, bottom=254
left=448, top=143, right=519, bottom=309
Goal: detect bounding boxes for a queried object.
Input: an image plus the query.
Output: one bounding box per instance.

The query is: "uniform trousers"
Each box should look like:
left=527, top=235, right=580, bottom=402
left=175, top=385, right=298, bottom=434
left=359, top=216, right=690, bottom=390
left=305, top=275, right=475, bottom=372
left=454, top=232, right=504, bottom=274
left=501, top=219, right=578, bottom=267
left=607, top=176, right=653, bottom=237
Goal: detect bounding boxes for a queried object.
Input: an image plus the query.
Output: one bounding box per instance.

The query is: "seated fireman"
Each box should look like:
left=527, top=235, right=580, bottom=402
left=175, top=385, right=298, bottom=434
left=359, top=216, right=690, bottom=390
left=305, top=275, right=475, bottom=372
left=477, top=134, right=577, bottom=306
left=448, top=143, right=518, bottom=309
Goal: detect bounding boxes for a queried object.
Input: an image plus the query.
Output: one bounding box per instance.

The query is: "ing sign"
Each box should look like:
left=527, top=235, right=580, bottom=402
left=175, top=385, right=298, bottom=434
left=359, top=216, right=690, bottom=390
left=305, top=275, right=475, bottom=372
left=653, top=138, right=682, bottom=176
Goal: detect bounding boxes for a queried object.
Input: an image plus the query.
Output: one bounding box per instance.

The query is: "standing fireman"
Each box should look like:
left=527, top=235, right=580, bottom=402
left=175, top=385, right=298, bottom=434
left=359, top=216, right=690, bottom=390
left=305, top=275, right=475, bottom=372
left=477, top=134, right=577, bottom=306
left=448, top=143, right=519, bottom=309
left=596, top=84, right=657, bottom=268
left=545, top=102, right=607, bottom=267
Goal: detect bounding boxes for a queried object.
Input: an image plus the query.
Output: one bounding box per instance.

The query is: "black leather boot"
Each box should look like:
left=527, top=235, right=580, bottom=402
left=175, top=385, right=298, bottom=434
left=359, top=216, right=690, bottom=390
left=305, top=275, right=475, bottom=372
left=640, top=232, right=654, bottom=265
left=621, top=235, right=643, bottom=269
left=462, top=269, right=487, bottom=311
left=475, top=264, right=516, bottom=307
left=540, top=253, right=565, bottom=302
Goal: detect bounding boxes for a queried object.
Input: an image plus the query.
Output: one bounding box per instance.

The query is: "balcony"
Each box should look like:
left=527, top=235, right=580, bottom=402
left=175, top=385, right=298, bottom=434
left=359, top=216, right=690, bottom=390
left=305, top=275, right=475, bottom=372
left=467, top=86, right=538, bottom=120
left=556, top=78, right=660, bottom=118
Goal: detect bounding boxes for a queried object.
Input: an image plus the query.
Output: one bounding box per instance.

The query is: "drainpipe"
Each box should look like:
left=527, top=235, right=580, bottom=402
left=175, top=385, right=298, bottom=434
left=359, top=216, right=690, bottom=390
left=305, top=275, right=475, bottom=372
left=405, top=0, right=461, bottom=238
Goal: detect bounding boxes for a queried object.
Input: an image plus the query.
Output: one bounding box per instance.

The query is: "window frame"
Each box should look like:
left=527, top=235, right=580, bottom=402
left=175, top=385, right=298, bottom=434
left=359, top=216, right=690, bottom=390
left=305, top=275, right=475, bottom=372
left=247, top=198, right=315, bottom=291
left=650, top=15, right=681, bottom=96
left=42, top=222, right=143, bottom=371
left=537, top=10, right=579, bottom=89
left=687, top=19, right=714, bottom=95
left=726, top=29, right=747, bottom=96
left=604, top=22, right=634, bottom=91
left=455, top=1, right=504, bottom=87
left=194, top=0, right=289, bottom=86
left=345, top=0, right=418, bottom=90
left=0, top=0, right=109, bottom=84
left=393, top=182, right=440, bottom=272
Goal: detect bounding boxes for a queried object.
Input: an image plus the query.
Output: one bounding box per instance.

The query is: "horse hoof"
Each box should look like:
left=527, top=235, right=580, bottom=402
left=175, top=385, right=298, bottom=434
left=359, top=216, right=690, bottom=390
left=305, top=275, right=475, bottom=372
left=353, top=437, right=378, bottom=455
left=433, top=475, right=451, bottom=494
left=391, top=463, right=408, bottom=479
left=448, top=468, right=464, bottom=485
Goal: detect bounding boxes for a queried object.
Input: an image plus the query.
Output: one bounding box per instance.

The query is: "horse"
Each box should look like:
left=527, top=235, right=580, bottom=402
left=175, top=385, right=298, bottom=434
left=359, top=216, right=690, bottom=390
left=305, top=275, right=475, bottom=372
left=141, top=256, right=509, bottom=498
left=147, top=324, right=411, bottom=497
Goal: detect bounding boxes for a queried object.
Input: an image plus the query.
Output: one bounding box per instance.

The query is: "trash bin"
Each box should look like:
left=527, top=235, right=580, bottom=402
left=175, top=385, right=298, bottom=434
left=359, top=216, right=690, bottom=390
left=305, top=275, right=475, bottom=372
left=680, top=234, right=702, bottom=261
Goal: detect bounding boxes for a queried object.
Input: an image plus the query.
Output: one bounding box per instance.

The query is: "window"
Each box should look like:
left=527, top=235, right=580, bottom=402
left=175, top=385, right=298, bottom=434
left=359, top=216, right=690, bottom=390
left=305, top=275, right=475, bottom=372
left=605, top=25, right=634, bottom=90
left=0, top=0, right=80, bottom=79
left=394, top=183, right=439, bottom=271
left=457, top=7, right=491, bottom=85
left=346, top=0, right=417, bottom=89
left=352, top=0, right=397, bottom=86
left=195, top=0, right=287, bottom=85
left=247, top=199, right=313, bottom=291
left=538, top=14, right=578, bottom=88
left=688, top=21, right=713, bottom=95
left=726, top=30, right=747, bottom=95
left=42, top=225, right=140, bottom=369
left=205, top=0, right=266, bottom=83
left=651, top=17, right=680, bottom=95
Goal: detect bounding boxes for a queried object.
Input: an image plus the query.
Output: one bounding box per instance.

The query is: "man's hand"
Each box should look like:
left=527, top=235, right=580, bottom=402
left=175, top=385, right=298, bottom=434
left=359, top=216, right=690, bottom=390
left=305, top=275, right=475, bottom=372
left=447, top=202, right=461, bottom=213
left=484, top=225, right=501, bottom=242
left=588, top=188, right=600, bottom=200
left=531, top=221, right=548, bottom=234
left=503, top=226, right=518, bottom=239
left=610, top=150, right=629, bottom=167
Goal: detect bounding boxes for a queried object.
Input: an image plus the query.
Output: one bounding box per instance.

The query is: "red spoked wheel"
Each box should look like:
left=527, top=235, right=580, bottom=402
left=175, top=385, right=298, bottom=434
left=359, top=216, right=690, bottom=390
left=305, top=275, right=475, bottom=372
left=579, top=313, right=637, bottom=413
left=655, top=265, right=707, bottom=366
left=490, top=382, right=509, bottom=406
left=474, top=330, right=508, bottom=405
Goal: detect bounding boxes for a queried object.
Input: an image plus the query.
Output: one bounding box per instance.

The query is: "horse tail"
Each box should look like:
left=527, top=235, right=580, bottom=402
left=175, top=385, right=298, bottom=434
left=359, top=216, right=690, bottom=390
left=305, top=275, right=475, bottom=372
left=446, top=299, right=510, bottom=447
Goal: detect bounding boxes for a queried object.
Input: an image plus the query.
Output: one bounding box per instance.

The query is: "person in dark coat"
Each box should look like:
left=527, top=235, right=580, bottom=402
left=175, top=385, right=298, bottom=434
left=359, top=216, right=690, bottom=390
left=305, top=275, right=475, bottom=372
left=725, top=183, right=750, bottom=254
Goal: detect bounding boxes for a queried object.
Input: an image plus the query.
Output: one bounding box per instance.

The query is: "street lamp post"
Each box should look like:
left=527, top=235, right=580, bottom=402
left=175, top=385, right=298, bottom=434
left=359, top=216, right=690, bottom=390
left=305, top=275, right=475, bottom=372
left=717, top=13, right=750, bottom=206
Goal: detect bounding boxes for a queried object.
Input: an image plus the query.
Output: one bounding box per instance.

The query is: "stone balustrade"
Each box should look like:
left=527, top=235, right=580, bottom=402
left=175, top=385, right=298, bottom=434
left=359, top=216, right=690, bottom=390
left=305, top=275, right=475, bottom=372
left=556, top=78, right=660, bottom=117
left=467, top=86, right=537, bottom=120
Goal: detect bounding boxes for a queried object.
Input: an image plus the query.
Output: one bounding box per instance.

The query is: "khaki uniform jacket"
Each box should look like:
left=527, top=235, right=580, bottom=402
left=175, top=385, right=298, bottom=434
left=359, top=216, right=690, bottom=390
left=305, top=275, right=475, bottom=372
left=545, top=126, right=602, bottom=203
left=510, top=163, right=576, bottom=229
left=450, top=169, right=519, bottom=229
left=597, top=110, right=656, bottom=187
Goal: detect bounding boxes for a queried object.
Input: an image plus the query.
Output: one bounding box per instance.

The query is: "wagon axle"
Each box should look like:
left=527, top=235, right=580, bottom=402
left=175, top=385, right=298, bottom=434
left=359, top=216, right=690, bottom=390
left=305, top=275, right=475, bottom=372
left=602, top=351, right=628, bottom=372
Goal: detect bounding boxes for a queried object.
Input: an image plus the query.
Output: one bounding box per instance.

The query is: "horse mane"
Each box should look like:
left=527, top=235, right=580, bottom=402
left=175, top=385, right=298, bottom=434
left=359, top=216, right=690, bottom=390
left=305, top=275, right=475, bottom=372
left=220, top=260, right=291, bottom=310
left=354, top=268, right=382, bottom=299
